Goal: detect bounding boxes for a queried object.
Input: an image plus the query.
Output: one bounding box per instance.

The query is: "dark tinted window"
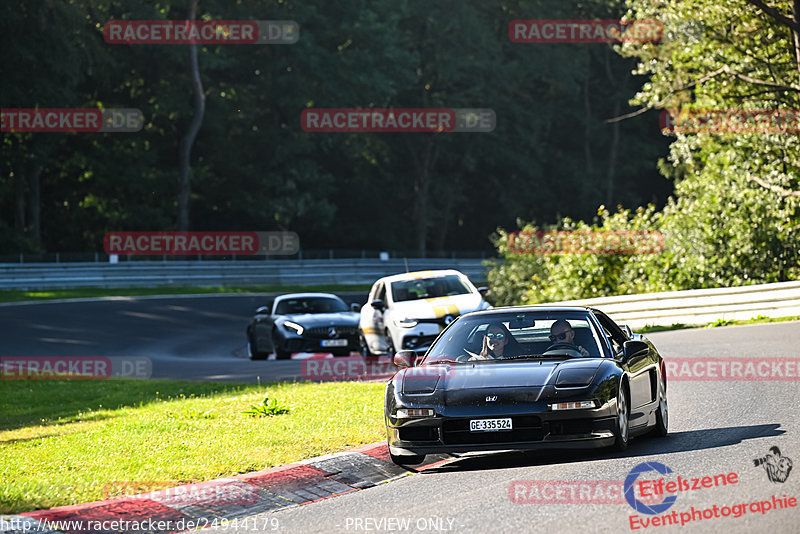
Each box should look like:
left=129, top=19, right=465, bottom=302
left=424, top=311, right=604, bottom=363
left=275, top=297, right=348, bottom=314
left=390, top=275, right=472, bottom=302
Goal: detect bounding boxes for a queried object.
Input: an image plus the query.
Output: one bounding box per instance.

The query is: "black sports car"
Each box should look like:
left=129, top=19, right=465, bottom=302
left=385, top=306, right=668, bottom=465
left=246, top=293, right=361, bottom=360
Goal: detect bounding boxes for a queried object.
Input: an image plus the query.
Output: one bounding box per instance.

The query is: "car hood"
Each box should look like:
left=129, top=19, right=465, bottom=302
left=278, top=312, right=360, bottom=327
left=388, top=293, right=485, bottom=320
left=398, top=358, right=605, bottom=394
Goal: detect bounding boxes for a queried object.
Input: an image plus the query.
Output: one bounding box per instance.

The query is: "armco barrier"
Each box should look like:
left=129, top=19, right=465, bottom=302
left=0, top=258, right=489, bottom=290
left=551, top=281, right=800, bottom=328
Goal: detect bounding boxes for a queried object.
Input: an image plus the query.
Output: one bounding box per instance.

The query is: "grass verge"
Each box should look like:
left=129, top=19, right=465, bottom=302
left=0, top=285, right=372, bottom=304
left=0, top=379, right=385, bottom=514
left=637, top=314, right=800, bottom=333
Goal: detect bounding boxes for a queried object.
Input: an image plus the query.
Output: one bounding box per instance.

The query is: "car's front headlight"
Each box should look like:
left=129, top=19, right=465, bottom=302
left=394, top=317, right=418, bottom=328
left=396, top=408, right=435, bottom=418
left=550, top=400, right=596, bottom=411
left=283, top=321, right=304, bottom=335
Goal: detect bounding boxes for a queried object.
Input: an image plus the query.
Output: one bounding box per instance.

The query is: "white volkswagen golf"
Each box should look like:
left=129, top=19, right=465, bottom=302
left=359, top=269, right=490, bottom=357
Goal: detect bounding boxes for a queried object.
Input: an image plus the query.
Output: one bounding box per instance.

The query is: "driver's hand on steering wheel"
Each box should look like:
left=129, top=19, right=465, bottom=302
left=576, top=345, right=590, bottom=357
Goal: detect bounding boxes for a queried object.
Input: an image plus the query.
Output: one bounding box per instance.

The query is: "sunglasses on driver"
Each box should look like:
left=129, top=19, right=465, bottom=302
left=549, top=331, right=570, bottom=342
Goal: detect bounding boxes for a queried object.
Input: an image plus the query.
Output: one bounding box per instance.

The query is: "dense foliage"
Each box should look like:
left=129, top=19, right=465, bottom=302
left=487, top=0, right=800, bottom=305
left=1, top=0, right=670, bottom=255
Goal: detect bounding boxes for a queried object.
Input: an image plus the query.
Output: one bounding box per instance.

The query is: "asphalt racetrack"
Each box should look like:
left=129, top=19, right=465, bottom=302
left=1, top=296, right=799, bottom=532
left=0, top=293, right=369, bottom=383
left=194, top=322, right=799, bottom=534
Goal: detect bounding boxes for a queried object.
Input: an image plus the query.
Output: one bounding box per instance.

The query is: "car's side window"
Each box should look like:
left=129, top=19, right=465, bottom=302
left=605, top=328, right=623, bottom=355
left=593, top=312, right=626, bottom=357
left=376, top=283, right=386, bottom=303
left=369, top=282, right=380, bottom=302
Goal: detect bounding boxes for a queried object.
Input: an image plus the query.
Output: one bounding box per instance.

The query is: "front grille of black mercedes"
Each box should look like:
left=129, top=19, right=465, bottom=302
left=441, top=416, right=544, bottom=445
left=402, top=334, right=438, bottom=349
left=306, top=325, right=359, bottom=337
left=416, top=315, right=459, bottom=326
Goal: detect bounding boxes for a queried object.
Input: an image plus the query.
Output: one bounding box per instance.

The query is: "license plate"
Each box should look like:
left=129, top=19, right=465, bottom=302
left=469, top=418, right=512, bottom=432
left=321, top=339, right=348, bottom=347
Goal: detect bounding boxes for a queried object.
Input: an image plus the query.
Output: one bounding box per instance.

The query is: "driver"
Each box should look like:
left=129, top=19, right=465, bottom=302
left=549, top=319, right=590, bottom=357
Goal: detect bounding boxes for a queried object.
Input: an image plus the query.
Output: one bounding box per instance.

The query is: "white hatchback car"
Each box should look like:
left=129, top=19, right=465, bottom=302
left=359, top=269, right=490, bottom=356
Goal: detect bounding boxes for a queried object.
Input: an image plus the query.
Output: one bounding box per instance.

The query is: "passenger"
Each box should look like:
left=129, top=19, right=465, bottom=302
left=549, top=319, right=590, bottom=356
left=475, top=322, right=522, bottom=360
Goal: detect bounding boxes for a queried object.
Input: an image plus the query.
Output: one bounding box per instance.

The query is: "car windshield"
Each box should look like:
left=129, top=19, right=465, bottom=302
left=274, top=297, right=348, bottom=314
left=390, top=275, right=473, bottom=302
left=422, top=311, right=606, bottom=364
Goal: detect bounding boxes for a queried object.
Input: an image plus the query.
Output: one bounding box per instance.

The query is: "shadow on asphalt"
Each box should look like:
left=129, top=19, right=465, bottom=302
left=421, top=423, right=786, bottom=473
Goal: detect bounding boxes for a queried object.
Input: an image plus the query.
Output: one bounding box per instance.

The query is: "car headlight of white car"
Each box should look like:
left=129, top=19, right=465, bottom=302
left=394, top=317, right=419, bottom=328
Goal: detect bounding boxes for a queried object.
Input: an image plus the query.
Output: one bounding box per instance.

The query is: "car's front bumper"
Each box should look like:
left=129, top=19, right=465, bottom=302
left=386, top=405, right=617, bottom=455
left=278, top=335, right=360, bottom=354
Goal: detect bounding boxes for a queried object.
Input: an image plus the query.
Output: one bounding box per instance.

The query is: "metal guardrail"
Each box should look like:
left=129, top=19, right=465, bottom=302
left=552, top=281, right=800, bottom=328
left=0, top=258, right=490, bottom=290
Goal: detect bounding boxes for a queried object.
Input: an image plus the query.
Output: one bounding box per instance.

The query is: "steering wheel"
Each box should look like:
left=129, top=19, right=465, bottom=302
left=456, top=349, right=475, bottom=362
left=543, top=342, right=583, bottom=357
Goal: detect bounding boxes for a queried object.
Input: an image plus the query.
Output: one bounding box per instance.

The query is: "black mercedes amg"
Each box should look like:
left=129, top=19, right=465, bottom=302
left=385, top=306, right=668, bottom=465
left=246, top=293, right=361, bottom=360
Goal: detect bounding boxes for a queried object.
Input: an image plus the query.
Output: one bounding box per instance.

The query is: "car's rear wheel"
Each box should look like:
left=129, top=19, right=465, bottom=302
left=613, top=384, right=630, bottom=451
left=272, top=330, right=292, bottom=360
left=247, top=332, right=267, bottom=360
left=389, top=451, right=426, bottom=466
left=651, top=396, right=668, bottom=437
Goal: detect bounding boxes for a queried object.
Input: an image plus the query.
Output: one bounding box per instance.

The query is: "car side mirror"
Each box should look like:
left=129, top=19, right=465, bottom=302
left=255, top=306, right=269, bottom=315
left=393, top=350, right=416, bottom=368
left=350, top=303, right=361, bottom=312
left=370, top=299, right=385, bottom=310
left=622, top=340, right=649, bottom=362
left=477, top=286, right=489, bottom=296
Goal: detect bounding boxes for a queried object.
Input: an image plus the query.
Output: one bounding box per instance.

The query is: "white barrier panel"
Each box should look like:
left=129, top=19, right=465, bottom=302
left=551, top=281, right=800, bottom=328
left=0, top=259, right=488, bottom=290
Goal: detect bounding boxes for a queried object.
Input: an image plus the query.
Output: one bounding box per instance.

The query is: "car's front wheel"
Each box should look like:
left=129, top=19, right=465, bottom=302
left=247, top=331, right=268, bottom=360
left=360, top=333, right=377, bottom=358
left=385, top=330, right=396, bottom=357
left=613, top=384, right=630, bottom=451
left=272, top=330, right=292, bottom=360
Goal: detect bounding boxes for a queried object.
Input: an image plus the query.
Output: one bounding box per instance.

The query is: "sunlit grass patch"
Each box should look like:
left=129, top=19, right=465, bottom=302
left=0, top=379, right=385, bottom=514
